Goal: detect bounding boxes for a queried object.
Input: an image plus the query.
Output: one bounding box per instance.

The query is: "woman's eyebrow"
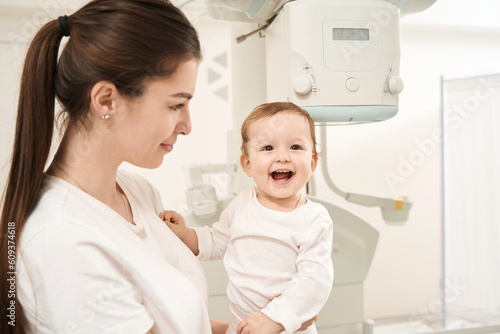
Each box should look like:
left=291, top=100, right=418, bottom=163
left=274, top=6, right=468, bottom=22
left=170, top=92, right=193, bottom=99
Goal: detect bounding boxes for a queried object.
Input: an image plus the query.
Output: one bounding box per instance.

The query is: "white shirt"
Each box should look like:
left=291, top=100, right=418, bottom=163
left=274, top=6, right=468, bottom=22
left=195, top=188, right=334, bottom=334
left=17, top=171, right=211, bottom=334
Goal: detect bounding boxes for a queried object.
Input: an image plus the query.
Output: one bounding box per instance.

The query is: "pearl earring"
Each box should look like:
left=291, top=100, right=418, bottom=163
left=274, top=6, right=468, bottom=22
left=102, top=114, right=110, bottom=120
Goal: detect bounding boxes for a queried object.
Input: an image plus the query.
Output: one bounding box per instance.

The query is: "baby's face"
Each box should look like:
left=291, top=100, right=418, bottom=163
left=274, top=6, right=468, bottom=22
left=240, top=111, right=317, bottom=202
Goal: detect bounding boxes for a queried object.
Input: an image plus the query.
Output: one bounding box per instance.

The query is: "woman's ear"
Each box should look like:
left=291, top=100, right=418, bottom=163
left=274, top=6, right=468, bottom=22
left=240, top=154, right=253, bottom=178
left=90, top=81, right=120, bottom=119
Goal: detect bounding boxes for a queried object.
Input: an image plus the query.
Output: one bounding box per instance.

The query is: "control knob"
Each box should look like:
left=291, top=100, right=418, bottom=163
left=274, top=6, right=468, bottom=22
left=293, top=75, right=313, bottom=95
left=388, top=76, right=404, bottom=94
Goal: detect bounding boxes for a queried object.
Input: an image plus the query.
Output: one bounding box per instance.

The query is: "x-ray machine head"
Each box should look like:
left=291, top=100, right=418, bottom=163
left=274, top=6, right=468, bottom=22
left=205, top=0, right=437, bottom=123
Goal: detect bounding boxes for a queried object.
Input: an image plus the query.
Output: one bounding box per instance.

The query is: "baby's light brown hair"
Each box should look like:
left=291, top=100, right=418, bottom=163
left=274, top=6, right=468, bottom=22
left=240, top=102, right=318, bottom=157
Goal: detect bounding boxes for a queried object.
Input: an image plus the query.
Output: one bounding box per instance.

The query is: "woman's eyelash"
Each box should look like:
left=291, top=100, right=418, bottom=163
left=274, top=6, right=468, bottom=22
left=170, top=103, right=185, bottom=111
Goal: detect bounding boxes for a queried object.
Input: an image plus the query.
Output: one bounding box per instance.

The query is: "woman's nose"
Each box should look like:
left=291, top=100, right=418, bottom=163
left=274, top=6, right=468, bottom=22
left=177, top=109, right=192, bottom=135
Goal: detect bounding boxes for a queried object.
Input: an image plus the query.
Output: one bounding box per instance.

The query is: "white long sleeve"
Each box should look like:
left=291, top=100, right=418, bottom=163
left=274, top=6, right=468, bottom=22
left=260, top=213, right=333, bottom=333
left=194, top=203, right=232, bottom=262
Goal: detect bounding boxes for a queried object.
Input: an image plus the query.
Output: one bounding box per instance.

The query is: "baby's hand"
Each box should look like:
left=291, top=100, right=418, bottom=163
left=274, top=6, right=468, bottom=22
left=160, top=210, right=188, bottom=240
left=236, top=311, right=284, bottom=334
left=160, top=210, right=185, bottom=225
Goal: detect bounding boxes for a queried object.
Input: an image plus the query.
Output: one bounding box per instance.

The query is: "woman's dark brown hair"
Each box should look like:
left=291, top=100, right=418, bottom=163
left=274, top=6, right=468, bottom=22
left=0, top=1, right=200, bottom=332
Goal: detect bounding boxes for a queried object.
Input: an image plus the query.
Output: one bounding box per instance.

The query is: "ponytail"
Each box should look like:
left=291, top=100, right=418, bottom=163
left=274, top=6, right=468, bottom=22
left=0, top=19, right=63, bottom=334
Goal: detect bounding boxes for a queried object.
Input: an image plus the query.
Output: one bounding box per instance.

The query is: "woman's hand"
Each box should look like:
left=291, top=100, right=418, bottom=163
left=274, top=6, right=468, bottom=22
left=236, top=312, right=284, bottom=334
left=236, top=312, right=318, bottom=334
left=210, top=318, right=229, bottom=334
left=298, top=315, right=318, bottom=331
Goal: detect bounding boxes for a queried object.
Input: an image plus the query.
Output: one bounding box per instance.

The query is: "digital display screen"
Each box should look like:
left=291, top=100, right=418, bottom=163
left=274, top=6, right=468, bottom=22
left=332, top=28, right=369, bottom=41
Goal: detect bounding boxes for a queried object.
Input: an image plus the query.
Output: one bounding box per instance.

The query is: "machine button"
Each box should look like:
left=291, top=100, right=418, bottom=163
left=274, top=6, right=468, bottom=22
left=388, top=76, right=404, bottom=94
left=293, top=75, right=313, bottom=95
left=345, top=77, right=359, bottom=92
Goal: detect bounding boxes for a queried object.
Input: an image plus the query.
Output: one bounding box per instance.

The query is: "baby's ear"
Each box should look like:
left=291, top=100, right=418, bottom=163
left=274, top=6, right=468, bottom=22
left=311, top=153, right=318, bottom=172
left=240, top=154, right=253, bottom=177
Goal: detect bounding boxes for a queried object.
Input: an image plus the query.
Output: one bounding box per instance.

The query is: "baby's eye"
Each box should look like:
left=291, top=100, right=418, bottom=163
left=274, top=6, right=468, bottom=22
left=170, top=103, right=185, bottom=111
left=262, top=145, right=274, bottom=151
left=291, top=144, right=302, bottom=150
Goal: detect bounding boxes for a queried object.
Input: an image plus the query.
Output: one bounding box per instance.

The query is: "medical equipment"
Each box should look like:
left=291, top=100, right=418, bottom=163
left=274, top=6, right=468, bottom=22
left=200, top=0, right=438, bottom=222
left=184, top=0, right=437, bottom=332
left=206, top=0, right=436, bottom=124
left=266, top=0, right=402, bottom=123
left=184, top=163, right=238, bottom=217
left=318, top=125, right=412, bottom=224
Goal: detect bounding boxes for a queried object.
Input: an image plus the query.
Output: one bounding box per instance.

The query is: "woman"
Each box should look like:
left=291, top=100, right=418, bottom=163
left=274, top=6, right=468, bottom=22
left=0, top=0, right=218, bottom=332
left=0, top=0, right=320, bottom=332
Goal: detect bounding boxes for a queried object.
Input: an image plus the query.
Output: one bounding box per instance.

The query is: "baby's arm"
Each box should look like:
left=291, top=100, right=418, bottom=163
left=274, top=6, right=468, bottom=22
left=261, top=212, right=334, bottom=333
left=160, top=210, right=199, bottom=255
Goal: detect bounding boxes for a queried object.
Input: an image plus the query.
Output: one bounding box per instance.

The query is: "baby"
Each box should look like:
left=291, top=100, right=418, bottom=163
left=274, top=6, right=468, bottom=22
left=162, top=102, right=334, bottom=334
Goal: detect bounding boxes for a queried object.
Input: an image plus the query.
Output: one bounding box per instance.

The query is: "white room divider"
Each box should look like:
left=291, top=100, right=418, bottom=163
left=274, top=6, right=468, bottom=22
left=442, top=73, right=500, bottom=312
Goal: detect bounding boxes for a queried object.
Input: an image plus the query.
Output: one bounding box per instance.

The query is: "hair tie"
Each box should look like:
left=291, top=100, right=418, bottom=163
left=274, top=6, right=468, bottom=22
left=58, top=15, right=70, bottom=37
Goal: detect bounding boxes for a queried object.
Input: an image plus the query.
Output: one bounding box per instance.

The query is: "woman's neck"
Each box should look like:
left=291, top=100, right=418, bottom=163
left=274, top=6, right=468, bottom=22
left=48, top=128, right=121, bottom=206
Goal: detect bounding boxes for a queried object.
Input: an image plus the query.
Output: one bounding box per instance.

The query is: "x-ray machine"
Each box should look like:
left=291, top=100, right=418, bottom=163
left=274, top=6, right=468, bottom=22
left=184, top=1, right=437, bottom=333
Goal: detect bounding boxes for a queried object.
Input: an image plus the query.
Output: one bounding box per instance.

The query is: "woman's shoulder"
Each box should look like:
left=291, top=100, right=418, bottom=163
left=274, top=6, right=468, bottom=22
left=21, top=193, right=96, bottom=256
left=23, top=175, right=74, bottom=235
left=21, top=175, right=116, bottom=249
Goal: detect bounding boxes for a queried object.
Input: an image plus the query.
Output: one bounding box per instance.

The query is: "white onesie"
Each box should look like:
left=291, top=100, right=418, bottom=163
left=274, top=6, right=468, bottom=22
left=195, top=188, right=334, bottom=334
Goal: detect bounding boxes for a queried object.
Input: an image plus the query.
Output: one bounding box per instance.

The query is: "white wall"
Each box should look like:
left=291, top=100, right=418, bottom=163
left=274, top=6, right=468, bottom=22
left=0, top=43, right=22, bottom=186
left=1, top=0, right=500, bottom=323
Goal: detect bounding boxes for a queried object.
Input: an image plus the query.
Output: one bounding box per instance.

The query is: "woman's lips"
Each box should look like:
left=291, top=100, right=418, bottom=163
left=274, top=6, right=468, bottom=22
left=160, top=143, right=174, bottom=153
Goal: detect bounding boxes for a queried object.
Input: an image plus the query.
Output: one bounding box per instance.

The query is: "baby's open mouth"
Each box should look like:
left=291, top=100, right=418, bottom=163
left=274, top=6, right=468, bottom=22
left=271, top=170, right=294, bottom=182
